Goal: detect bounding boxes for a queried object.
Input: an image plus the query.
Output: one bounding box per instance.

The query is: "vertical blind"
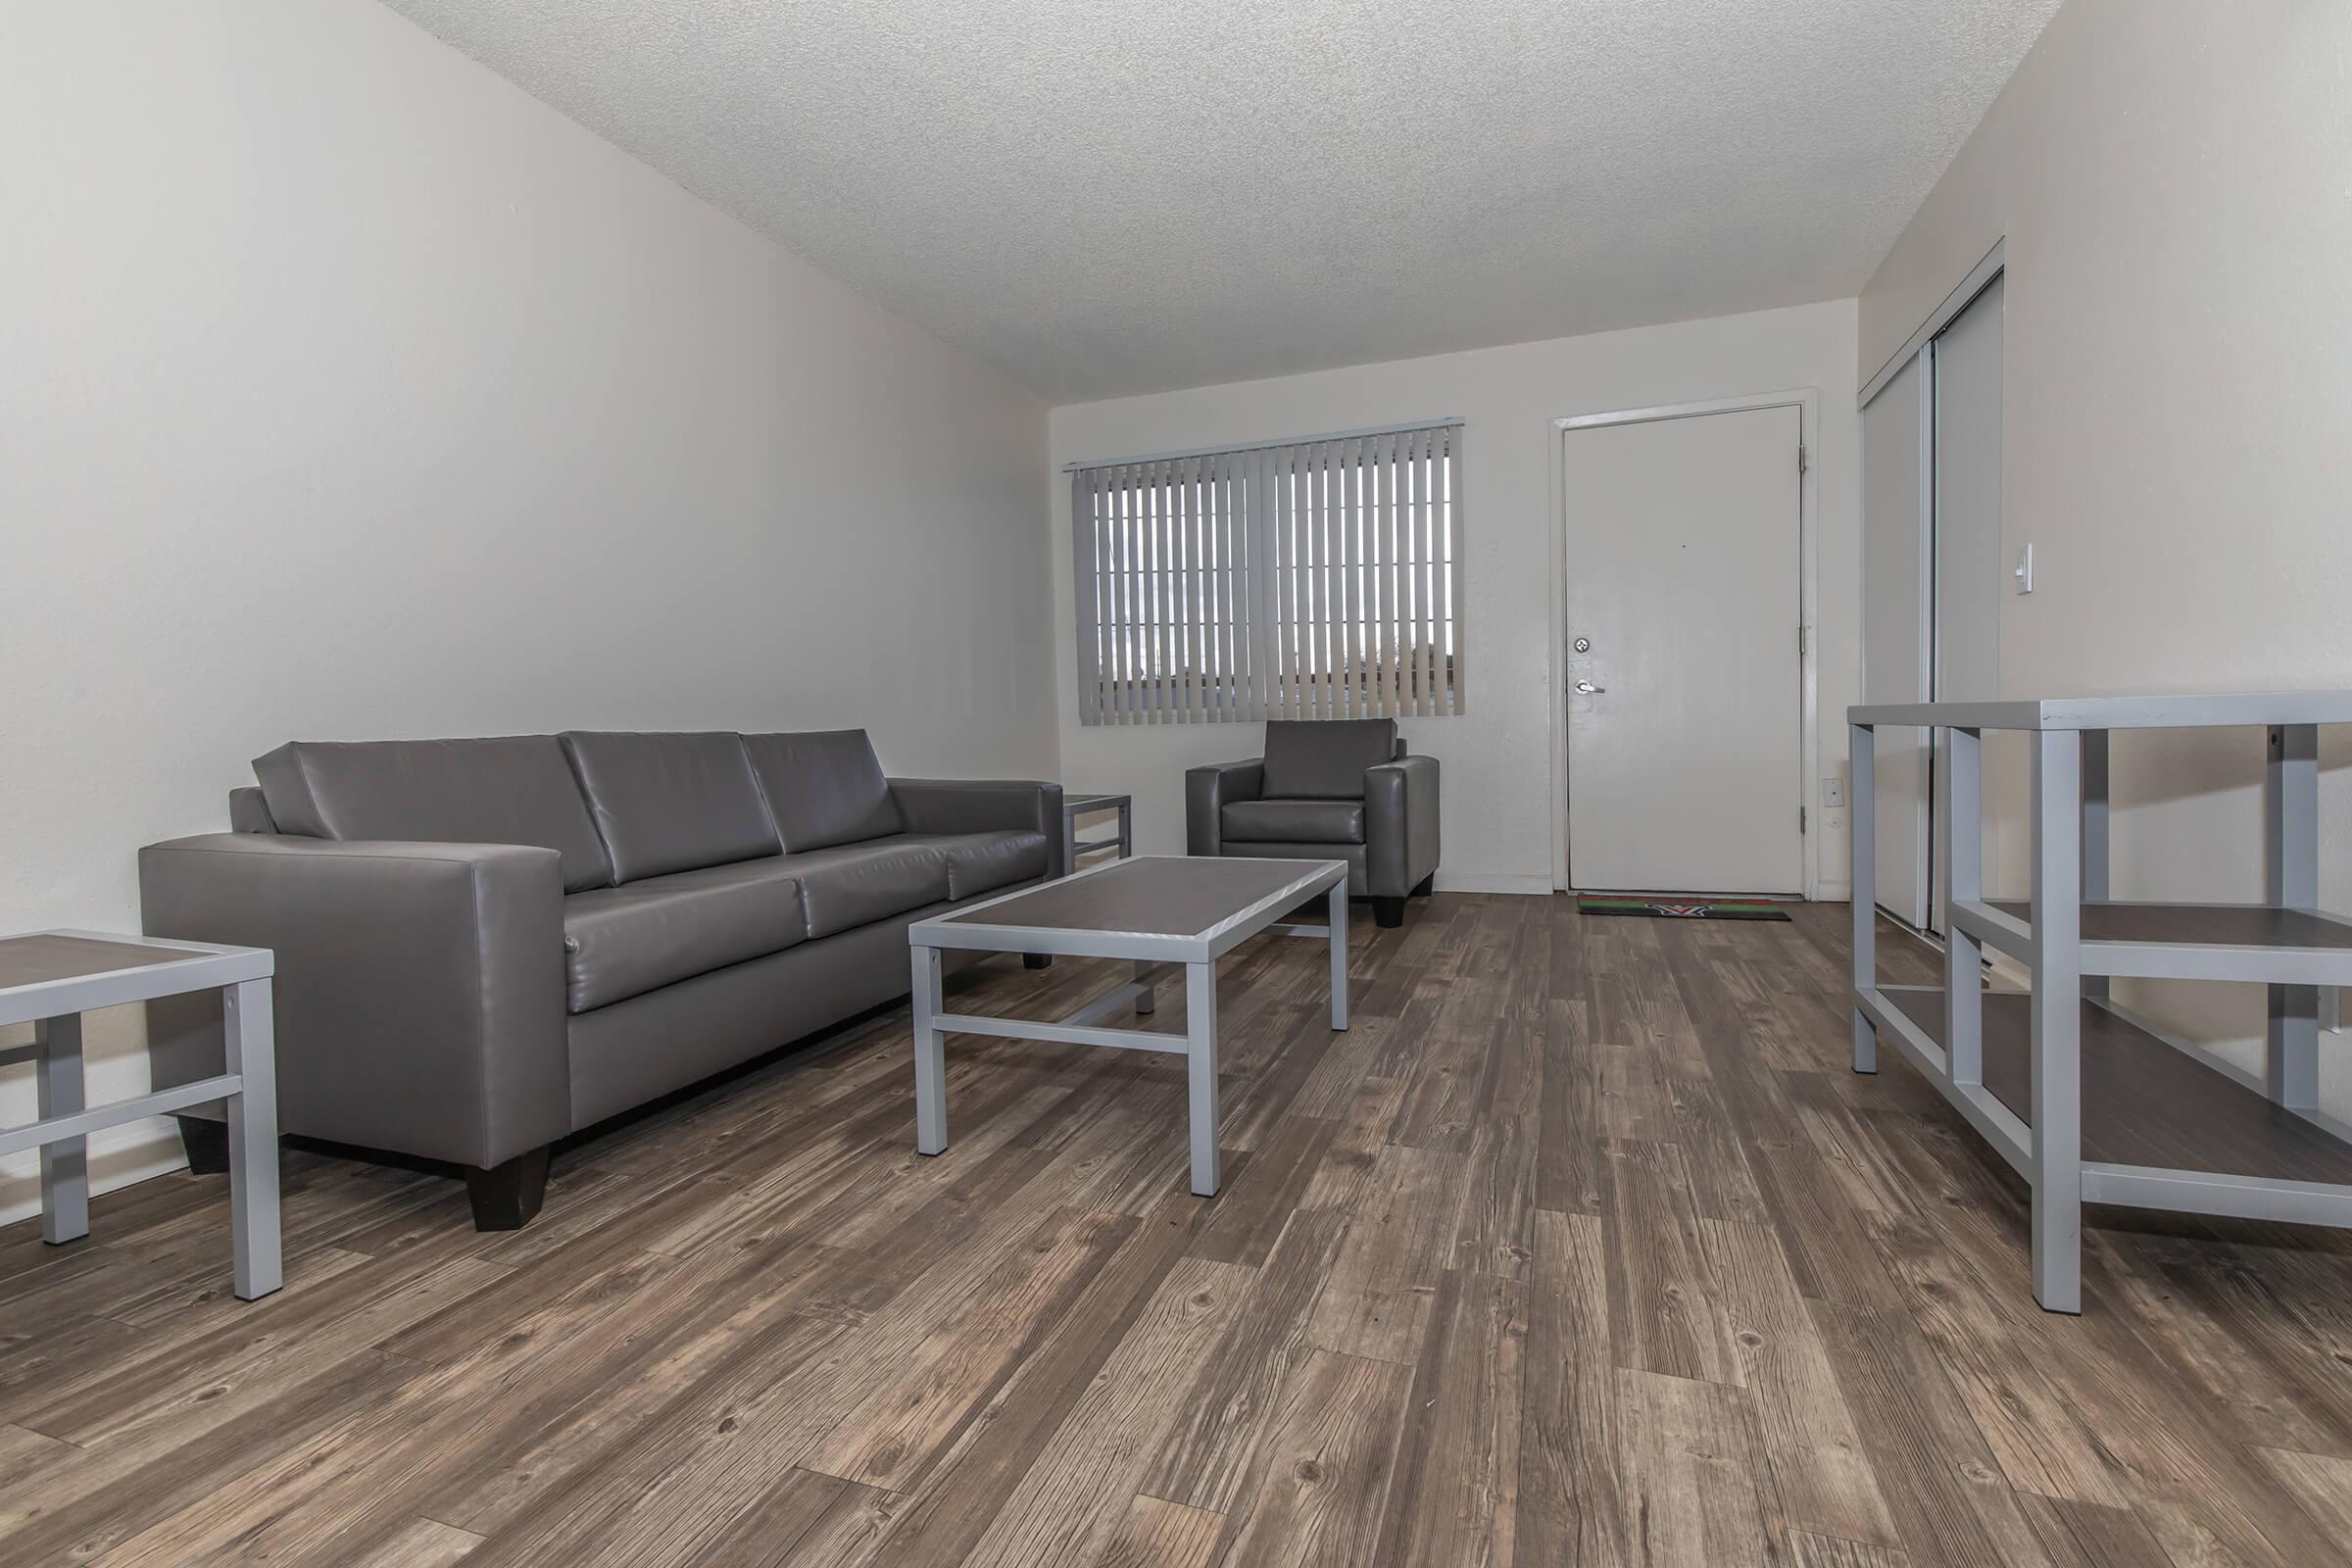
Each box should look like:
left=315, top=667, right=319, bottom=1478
left=1070, top=420, right=1465, bottom=725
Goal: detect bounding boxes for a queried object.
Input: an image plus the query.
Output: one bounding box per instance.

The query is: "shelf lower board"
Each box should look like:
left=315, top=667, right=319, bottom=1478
left=1985, top=900, right=2352, bottom=951
left=1951, top=899, right=2352, bottom=983
left=1877, top=986, right=2352, bottom=1188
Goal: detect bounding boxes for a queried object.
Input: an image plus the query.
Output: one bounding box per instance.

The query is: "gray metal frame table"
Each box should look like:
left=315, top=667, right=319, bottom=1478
left=1850, top=691, right=2352, bottom=1314
left=1060, top=791, right=1133, bottom=876
left=0, top=930, right=281, bottom=1299
left=906, top=855, right=1348, bottom=1196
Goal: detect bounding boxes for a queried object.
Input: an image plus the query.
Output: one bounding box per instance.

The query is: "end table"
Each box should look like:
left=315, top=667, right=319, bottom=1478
left=0, top=931, right=281, bottom=1299
left=1061, top=792, right=1132, bottom=877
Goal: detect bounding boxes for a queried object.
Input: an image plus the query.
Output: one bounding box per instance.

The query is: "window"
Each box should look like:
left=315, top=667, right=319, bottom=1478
left=1070, top=420, right=1464, bottom=724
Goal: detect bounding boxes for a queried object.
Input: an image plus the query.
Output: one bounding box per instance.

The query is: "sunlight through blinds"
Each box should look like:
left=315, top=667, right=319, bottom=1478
left=1071, top=421, right=1463, bottom=725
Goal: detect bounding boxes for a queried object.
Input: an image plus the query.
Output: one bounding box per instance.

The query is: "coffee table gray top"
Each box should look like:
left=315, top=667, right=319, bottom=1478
left=0, top=931, right=273, bottom=1026
left=912, top=855, right=1348, bottom=962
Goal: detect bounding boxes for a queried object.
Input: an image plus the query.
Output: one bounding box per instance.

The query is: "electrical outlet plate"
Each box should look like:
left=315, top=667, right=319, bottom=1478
left=1822, top=777, right=1844, bottom=808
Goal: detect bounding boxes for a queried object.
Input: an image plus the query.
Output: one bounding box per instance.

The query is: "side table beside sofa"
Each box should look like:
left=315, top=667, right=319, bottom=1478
left=0, top=931, right=280, bottom=1299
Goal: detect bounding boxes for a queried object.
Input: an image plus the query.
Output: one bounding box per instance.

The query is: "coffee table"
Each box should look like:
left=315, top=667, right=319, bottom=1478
left=906, top=855, right=1349, bottom=1196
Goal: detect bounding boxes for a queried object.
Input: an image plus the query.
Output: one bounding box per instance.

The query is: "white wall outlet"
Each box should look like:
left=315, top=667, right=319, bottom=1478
left=1822, top=776, right=1844, bottom=808
left=2014, top=543, right=2035, bottom=594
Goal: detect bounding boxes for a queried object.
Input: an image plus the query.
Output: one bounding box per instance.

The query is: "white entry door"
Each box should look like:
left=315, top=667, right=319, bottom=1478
left=1563, top=405, right=1804, bottom=894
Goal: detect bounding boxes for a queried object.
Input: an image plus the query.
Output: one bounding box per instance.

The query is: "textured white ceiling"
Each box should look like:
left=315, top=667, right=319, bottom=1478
left=379, top=0, right=2061, bottom=402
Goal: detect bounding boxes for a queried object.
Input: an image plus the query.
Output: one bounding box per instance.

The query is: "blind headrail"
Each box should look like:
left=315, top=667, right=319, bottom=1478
left=1061, top=416, right=1464, bottom=474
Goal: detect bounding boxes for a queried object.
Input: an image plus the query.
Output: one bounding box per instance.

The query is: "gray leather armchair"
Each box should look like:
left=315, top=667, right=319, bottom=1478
left=1187, top=718, right=1439, bottom=927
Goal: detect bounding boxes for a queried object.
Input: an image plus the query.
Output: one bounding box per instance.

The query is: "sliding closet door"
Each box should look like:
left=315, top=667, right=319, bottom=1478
left=1861, top=357, right=1930, bottom=929
left=1932, top=274, right=2005, bottom=909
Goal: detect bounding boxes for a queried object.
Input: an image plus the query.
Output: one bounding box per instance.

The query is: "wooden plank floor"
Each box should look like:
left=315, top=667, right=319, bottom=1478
left=7, top=895, right=2352, bottom=1565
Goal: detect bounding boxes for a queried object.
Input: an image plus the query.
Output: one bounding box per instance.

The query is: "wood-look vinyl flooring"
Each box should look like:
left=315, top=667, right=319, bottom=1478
left=6, top=895, right=2352, bottom=1566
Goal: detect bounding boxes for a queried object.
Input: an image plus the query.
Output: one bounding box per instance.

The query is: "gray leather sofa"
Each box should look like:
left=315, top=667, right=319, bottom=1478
left=139, top=730, right=1060, bottom=1229
left=1186, top=717, right=1439, bottom=927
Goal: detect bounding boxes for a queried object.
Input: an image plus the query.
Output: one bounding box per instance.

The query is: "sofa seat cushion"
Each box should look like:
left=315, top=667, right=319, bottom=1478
left=775, top=839, right=951, bottom=938
left=563, top=858, right=807, bottom=1012
left=1222, top=798, right=1365, bottom=845
left=901, top=830, right=1050, bottom=901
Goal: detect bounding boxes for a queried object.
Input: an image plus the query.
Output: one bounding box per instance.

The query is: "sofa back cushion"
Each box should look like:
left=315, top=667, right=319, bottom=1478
left=254, top=737, right=614, bottom=892
left=560, top=732, right=782, bottom=883
left=1259, top=718, right=1397, bottom=800
left=742, top=730, right=905, bottom=852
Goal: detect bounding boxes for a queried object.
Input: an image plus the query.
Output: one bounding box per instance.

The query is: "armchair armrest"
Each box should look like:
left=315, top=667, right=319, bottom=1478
left=138, top=833, right=569, bottom=1171
left=1186, top=759, right=1265, bottom=857
left=1364, top=755, right=1441, bottom=897
left=889, top=778, right=1066, bottom=877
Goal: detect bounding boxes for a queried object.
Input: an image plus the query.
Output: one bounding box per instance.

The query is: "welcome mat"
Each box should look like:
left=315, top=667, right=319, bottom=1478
left=1576, top=894, right=1792, bottom=922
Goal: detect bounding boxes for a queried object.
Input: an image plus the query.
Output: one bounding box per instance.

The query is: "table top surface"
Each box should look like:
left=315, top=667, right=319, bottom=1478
left=1062, top=792, right=1131, bottom=811
left=1849, top=690, right=2352, bottom=731
left=916, top=855, right=1345, bottom=946
left=0, top=930, right=272, bottom=1022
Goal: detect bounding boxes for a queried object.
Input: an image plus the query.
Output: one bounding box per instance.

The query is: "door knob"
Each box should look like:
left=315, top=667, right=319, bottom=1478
left=1575, top=680, right=1605, bottom=694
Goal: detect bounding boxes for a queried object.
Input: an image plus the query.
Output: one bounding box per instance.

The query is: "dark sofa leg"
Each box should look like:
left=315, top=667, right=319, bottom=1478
left=1373, top=896, right=1406, bottom=929
left=1023, top=953, right=1054, bottom=969
left=177, top=1114, right=229, bottom=1176
left=1411, top=873, right=1436, bottom=898
left=466, top=1146, right=551, bottom=1232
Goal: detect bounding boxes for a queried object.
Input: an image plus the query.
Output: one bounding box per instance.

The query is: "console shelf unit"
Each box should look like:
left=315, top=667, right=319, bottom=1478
left=1848, top=692, right=2352, bottom=1314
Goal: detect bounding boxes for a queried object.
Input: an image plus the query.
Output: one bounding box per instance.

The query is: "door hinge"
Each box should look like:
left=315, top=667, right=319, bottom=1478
left=1800, top=806, right=1809, bottom=834
left=1797, top=443, right=1808, bottom=475
left=1797, top=624, right=1807, bottom=656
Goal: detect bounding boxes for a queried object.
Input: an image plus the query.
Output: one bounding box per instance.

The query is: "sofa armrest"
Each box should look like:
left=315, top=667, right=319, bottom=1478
left=1186, top=759, right=1265, bottom=857
left=1364, top=755, right=1441, bottom=897
left=889, top=778, right=1066, bottom=877
left=138, top=833, right=569, bottom=1171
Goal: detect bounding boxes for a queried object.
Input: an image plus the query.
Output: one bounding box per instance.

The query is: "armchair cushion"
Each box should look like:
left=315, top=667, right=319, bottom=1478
left=1259, top=718, right=1398, bottom=800
left=1221, top=799, right=1365, bottom=845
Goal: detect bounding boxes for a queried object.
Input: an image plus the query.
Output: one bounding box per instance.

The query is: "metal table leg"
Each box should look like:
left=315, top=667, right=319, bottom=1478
left=1945, top=726, right=1984, bottom=1090
left=1186, top=961, right=1220, bottom=1196
left=1849, top=721, right=1877, bottom=1073
left=2267, top=723, right=2320, bottom=1109
left=35, top=1014, right=87, bottom=1246
left=911, top=944, right=947, bottom=1156
left=2030, top=729, right=2083, bottom=1315
left=1327, top=878, right=1349, bottom=1031
left=223, top=978, right=281, bottom=1300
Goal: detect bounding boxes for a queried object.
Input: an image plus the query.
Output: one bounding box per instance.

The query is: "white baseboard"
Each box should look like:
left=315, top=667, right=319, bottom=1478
left=1432, top=872, right=1555, bottom=896
left=1815, top=880, right=1850, bottom=903
left=0, top=1119, right=186, bottom=1228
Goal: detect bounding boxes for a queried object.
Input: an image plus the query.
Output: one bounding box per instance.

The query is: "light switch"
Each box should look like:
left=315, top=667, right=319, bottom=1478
left=1822, top=777, right=1844, bottom=808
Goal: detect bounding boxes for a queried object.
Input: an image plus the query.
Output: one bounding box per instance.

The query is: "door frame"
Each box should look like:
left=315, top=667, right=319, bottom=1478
left=1547, top=388, right=1824, bottom=899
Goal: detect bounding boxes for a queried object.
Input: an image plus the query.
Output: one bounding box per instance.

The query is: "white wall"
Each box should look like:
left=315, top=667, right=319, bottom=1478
left=0, top=0, right=1054, bottom=1222
left=1049, top=301, right=1862, bottom=898
left=1858, top=2, right=2352, bottom=1100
